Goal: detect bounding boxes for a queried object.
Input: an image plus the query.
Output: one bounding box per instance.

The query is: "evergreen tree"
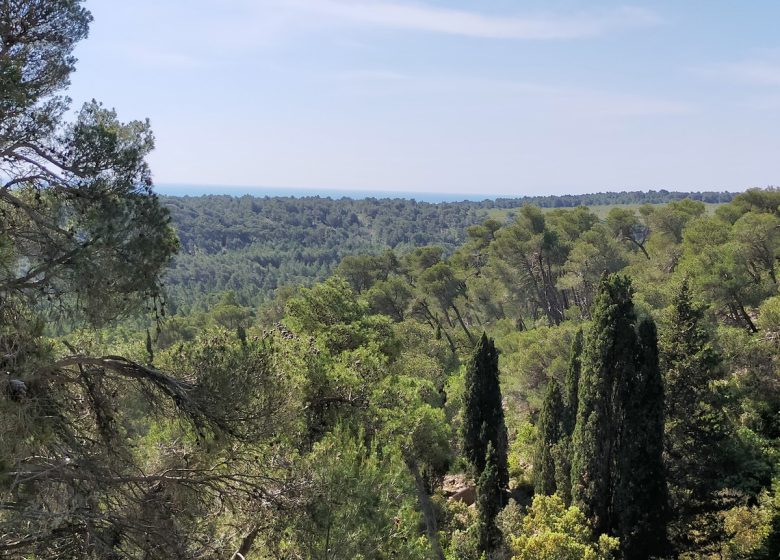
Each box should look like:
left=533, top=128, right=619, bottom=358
left=661, top=280, right=733, bottom=554
left=534, top=379, right=564, bottom=496
left=556, top=328, right=583, bottom=505
left=463, top=332, right=509, bottom=491
left=563, top=328, right=584, bottom=436
left=571, top=275, right=639, bottom=535
left=476, top=442, right=503, bottom=554
left=615, top=318, right=669, bottom=558
left=571, top=274, right=668, bottom=558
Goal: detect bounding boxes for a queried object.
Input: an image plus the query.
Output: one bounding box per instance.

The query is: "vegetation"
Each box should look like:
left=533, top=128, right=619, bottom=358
left=160, top=192, right=735, bottom=312
left=2, top=3, right=779, bottom=560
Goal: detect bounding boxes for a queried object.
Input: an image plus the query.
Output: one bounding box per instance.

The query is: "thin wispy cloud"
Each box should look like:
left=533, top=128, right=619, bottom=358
left=698, top=52, right=780, bottom=87
left=89, top=1, right=663, bottom=67
left=334, top=72, right=693, bottom=118
left=720, top=60, right=780, bottom=86
left=120, top=45, right=201, bottom=70
left=284, top=0, right=662, bottom=40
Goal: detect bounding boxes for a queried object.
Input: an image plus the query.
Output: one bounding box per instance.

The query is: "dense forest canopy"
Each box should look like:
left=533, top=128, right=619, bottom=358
left=1, top=3, right=779, bottom=560
left=162, top=189, right=735, bottom=312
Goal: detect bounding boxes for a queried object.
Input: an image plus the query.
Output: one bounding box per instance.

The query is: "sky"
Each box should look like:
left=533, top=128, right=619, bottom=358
left=68, top=0, right=780, bottom=196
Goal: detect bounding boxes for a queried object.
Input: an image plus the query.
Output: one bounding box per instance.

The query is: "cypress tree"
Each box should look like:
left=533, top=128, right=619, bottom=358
left=476, top=442, right=503, bottom=554
left=563, top=328, right=583, bottom=437
left=556, top=328, right=583, bottom=505
left=615, top=318, right=669, bottom=558
left=533, top=379, right=564, bottom=496
left=571, top=274, right=638, bottom=536
left=661, top=279, right=733, bottom=554
left=571, top=274, right=668, bottom=558
left=462, top=332, right=509, bottom=491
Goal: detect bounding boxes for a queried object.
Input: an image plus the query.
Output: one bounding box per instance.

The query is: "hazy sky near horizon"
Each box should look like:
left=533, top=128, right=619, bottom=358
left=69, top=0, right=780, bottom=195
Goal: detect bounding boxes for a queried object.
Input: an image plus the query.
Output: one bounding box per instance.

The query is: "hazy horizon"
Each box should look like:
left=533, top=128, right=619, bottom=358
left=155, top=182, right=746, bottom=202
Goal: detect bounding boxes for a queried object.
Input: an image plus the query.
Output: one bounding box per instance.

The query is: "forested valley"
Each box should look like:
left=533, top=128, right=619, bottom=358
left=161, top=190, right=733, bottom=312
left=1, top=2, right=779, bottom=560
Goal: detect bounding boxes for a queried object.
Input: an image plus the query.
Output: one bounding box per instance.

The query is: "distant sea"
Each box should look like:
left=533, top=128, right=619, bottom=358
left=155, top=184, right=504, bottom=203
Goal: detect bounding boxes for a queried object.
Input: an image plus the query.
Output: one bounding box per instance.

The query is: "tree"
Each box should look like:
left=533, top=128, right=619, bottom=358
left=287, top=428, right=425, bottom=560
left=509, top=495, right=619, bottom=560
left=534, top=380, right=564, bottom=496
left=571, top=275, right=668, bottom=557
left=571, top=275, right=639, bottom=535
left=418, top=262, right=475, bottom=344
left=614, top=318, right=669, bottom=558
left=0, top=4, right=177, bottom=324
left=491, top=206, right=569, bottom=325
left=0, top=3, right=287, bottom=556
left=376, top=376, right=452, bottom=560
left=563, top=328, right=583, bottom=438
left=679, top=216, right=761, bottom=332
left=477, top=442, right=504, bottom=554
left=661, top=280, right=735, bottom=554
left=558, top=226, right=628, bottom=316
left=606, top=208, right=650, bottom=259
left=462, top=333, right=509, bottom=490
left=555, top=328, right=584, bottom=505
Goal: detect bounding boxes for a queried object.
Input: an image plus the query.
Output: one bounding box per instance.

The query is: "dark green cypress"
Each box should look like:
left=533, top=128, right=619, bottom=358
left=556, top=328, right=583, bottom=505
left=462, top=333, right=509, bottom=491
left=571, top=274, right=668, bottom=558
left=563, top=328, right=583, bottom=437
left=615, top=318, right=669, bottom=558
left=533, top=379, right=564, bottom=496
left=571, top=274, right=638, bottom=536
left=476, top=442, right=503, bottom=554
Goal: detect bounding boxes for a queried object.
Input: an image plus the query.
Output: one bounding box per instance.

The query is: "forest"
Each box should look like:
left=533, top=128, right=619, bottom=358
left=1, top=2, right=779, bottom=560
left=162, top=190, right=733, bottom=312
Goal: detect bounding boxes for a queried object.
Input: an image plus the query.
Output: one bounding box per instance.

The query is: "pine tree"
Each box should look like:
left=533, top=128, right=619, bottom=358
left=476, top=442, right=503, bottom=554
left=533, top=379, right=564, bottom=496
left=462, top=333, right=509, bottom=491
left=661, top=279, right=733, bottom=554
left=571, top=274, right=668, bottom=558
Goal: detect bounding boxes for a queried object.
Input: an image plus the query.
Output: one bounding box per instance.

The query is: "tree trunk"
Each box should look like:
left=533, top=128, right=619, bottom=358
left=408, top=460, right=445, bottom=560
left=231, top=527, right=259, bottom=559
left=451, top=302, right=475, bottom=344
left=631, top=239, right=650, bottom=260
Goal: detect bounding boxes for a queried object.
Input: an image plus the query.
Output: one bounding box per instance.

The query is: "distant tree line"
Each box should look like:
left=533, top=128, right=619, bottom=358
left=489, top=189, right=735, bottom=209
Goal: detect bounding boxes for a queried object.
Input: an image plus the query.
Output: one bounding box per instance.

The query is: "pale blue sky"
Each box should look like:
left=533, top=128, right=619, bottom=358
left=69, top=1, right=780, bottom=195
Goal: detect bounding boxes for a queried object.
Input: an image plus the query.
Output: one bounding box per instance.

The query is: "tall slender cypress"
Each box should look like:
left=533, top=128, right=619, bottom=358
left=571, top=275, right=638, bottom=535
left=615, top=318, right=669, bottom=558
left=556, top=328, right=583, bottom=505
left=571, top=274, right=668, bottom=558
left=463, top=333, right=509, bottom=491
left=476, top=442, right=503, bottom=554
left=533, top=379, right=564, bottom=496
left=563, top=328, right=583, bottom=437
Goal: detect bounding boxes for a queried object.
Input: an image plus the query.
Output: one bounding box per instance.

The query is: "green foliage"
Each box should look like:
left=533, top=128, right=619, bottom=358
left=615, top=317, right=669, bottom=558
left=571, top=275, right=669, bottom=556
left=660, top=280, right=741, bottom=554
left=6, top=3, right=780, bottom=560
left=282, top=427, right=426, bottom=559
left=533, top=380, right=564, bottom=496
left=477, top=442, right=504, bottom=553
left=463, top=333, right=509, bottom=489
left=508, top=495, right=619, bottom=560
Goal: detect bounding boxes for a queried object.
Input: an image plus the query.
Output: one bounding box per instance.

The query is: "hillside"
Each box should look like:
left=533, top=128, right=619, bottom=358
left=162, top=190, right=733, bottom=312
